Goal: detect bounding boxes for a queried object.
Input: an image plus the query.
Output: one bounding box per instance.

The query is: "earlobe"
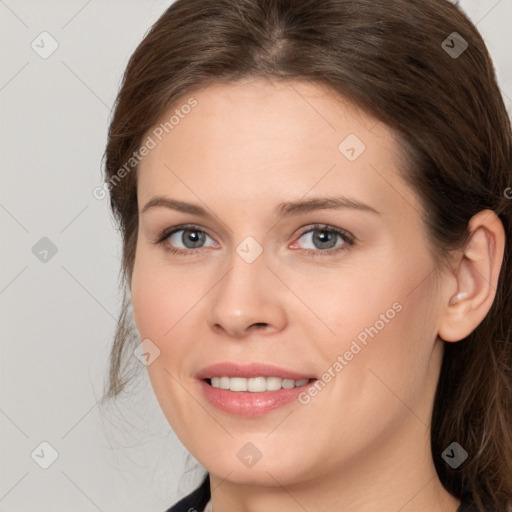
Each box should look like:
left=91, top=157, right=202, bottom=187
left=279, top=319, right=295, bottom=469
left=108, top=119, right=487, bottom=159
left=437, top=210, right=505, bottom=343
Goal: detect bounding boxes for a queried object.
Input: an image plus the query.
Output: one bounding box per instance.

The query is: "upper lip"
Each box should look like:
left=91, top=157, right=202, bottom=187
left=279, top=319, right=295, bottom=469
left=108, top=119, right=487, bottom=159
left=196, top=362, right=315, bottom=380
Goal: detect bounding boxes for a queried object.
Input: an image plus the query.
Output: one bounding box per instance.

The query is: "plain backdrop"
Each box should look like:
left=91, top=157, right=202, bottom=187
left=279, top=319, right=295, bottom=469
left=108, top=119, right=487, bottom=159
left=1, top=1, right=511, bottom=511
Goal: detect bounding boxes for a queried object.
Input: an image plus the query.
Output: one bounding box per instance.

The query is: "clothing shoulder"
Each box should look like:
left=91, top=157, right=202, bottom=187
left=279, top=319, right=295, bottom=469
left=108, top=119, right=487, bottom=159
left=163, top=474, right=210, bottom=512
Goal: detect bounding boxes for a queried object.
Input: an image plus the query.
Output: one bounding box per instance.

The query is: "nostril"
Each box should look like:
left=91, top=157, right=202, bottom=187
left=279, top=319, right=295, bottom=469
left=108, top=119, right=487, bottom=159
left=251, top=322, right=269, bottom=330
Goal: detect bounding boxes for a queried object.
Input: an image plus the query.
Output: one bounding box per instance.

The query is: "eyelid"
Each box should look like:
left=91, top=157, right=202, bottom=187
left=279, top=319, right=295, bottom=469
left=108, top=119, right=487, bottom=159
left=289, top=223, right=357, bottom=257
left=156, top=223, right=214, bottom=242
left=155, top=223, right=356, bottom=256
left=290, top=224, right=356, bottom=246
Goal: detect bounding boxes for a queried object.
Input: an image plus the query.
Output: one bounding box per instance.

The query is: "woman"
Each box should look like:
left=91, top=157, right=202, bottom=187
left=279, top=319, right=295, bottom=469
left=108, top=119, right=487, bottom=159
left=101, top=0, right=512, bottom=511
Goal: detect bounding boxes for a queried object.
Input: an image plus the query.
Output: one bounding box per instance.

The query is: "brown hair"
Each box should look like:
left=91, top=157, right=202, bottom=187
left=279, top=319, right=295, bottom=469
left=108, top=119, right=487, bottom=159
left=101, top=0, right=512, bottom=509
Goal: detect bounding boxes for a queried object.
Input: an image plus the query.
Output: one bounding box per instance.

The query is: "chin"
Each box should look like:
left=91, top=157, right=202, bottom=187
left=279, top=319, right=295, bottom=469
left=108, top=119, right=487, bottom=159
left=199, top=445, right=320, bottom=488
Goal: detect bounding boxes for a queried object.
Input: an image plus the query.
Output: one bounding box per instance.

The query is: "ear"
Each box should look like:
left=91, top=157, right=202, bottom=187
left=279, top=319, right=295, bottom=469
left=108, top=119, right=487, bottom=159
left=437, top=209, right=505, bottom=343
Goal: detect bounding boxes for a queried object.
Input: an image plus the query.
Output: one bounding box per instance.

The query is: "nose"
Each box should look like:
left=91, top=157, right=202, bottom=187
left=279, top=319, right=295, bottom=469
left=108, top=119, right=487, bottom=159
left=207, top=247, right=288, bottom=339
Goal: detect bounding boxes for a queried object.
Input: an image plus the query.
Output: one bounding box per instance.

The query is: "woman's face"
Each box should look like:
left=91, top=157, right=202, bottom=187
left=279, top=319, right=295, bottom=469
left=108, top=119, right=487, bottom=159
left=131, top=79, right=450, bottom=487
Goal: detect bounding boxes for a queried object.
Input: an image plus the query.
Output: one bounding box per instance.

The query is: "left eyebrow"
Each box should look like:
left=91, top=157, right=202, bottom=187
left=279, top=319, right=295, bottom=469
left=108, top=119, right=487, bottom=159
left=276, top=196, right=380, bottom=217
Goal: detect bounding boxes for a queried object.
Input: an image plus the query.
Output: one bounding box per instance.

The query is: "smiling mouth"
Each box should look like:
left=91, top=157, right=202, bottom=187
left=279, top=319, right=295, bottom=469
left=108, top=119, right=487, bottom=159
left=204, top=376, right=316, bottom=392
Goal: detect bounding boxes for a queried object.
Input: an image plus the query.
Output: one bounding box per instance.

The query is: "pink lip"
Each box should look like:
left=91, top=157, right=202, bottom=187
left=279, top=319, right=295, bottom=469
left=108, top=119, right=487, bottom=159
left=196, top=362, right=315, bottom=380
left=196, top=362, right=317, bottom=416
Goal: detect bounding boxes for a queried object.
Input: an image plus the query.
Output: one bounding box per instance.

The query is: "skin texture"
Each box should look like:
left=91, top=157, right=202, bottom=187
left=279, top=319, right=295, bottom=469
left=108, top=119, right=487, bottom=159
left=130, top=78, right=505, bottom=512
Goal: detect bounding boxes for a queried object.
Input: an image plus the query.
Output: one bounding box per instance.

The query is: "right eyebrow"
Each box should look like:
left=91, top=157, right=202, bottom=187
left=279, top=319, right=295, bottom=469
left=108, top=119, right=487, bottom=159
left=140, top=196, right=209, bottom=216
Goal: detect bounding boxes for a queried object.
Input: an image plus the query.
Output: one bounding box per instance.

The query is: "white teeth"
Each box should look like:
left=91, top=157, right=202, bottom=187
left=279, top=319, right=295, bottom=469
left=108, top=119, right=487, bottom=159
left=229, top=377, right=247, bottom=392
left=266, top=376, right=282, bottom=391
left=219, top=376, right=230, bottom=389
left=247, top=377, right=266, bottom=392
left=282, top=378, right=295, bottom=389
left=209, top=376, right=311, bottom=392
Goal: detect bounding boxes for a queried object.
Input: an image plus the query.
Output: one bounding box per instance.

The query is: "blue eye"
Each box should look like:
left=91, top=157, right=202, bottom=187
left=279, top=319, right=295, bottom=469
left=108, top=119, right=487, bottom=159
left=155, top=223, right=355, bottom=257
left=292, top=225, right=355, bottom=255
left=156, top=225, right=217, bottom=255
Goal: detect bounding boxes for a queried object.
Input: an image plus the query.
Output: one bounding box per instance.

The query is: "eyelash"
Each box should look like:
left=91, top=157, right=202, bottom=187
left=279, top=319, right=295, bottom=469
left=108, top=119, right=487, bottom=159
left=153, top=223, right=356, bottom=257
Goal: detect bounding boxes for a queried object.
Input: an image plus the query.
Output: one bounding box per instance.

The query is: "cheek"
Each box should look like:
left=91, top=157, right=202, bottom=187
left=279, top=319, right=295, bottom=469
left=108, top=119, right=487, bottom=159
left=298, top=288, right=439, bottom=464
left=131, top=253, right=197, bottom=341
left=130, top=258, right=202, bottom=433
left=312, top=250, right=440, bottom=403
left=130, top=254, right=211, bottom=401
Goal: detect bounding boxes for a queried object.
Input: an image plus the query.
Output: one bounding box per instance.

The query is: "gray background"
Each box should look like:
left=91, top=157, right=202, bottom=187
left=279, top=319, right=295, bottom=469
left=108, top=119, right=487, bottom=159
left=1, top=1, right=511, bottom=511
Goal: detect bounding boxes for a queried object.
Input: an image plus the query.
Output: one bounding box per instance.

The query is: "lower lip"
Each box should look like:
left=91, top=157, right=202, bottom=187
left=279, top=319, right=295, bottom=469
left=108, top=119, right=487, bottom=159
left=198, top=379, right=316, bottom=416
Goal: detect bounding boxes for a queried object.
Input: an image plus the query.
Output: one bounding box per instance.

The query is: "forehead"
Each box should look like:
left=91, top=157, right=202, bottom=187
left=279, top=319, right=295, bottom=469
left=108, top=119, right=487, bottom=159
left=137, top=79, right=419, bottom=219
